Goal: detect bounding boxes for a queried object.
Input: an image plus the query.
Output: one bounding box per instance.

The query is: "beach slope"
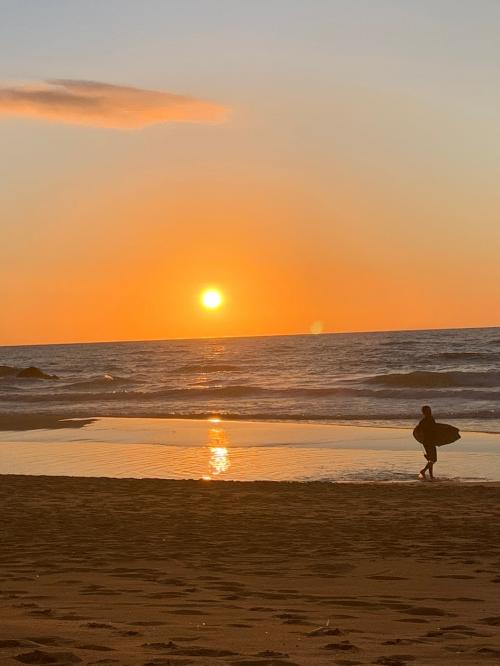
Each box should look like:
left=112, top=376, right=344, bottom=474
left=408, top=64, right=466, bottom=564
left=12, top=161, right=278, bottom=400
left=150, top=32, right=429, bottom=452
left=0, top=476, right=499, bottom=665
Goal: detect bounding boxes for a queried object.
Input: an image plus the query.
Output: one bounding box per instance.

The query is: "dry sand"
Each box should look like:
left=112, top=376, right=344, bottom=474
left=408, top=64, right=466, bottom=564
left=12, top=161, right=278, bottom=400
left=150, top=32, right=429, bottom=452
left=0, top=475, right=499, bottom=665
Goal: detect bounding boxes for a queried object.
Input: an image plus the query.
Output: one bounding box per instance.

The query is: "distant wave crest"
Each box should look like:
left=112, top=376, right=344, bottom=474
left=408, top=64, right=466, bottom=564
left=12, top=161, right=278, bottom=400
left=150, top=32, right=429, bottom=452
left=172, top=364, right=242, bottom=374
left=437, top=352, right=497, bottom=360
left=4, top=383, right=500, bottom=404
left=65, top=374, right=133, bottom=390
left=365, top=370, right=500, bottom=388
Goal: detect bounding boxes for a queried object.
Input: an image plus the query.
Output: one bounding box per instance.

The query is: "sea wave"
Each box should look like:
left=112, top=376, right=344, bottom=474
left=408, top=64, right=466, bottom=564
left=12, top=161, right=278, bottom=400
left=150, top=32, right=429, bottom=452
left=365, top=370, right=500, bottom=388
left=65, top=374, right=133, bottom=390
left=437, top=352, right=497, bottom=360
left=2, top=328, right=500, bottom=432
left=172, top=364, right=242, bottom=373
left=2, top=384, right=500, bottom=403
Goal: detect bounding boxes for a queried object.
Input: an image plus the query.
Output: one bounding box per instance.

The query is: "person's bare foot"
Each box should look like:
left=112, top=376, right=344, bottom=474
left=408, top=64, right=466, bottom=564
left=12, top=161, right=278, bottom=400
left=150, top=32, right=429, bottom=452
left=419, top=471, right=427, bottom=480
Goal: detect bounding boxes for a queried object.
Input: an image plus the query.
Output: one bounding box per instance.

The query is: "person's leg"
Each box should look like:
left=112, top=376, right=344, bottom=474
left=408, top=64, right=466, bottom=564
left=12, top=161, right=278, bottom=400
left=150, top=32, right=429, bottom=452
left=428, top=445, right=437, bottom=480
left=420, top=447, right=432, bottom=478
left=419, top=461, right=430, bottom=478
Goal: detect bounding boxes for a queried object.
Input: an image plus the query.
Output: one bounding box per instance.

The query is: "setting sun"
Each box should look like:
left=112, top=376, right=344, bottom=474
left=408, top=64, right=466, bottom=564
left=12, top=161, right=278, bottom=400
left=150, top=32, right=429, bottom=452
left=201, top=288, right=223, bottom=310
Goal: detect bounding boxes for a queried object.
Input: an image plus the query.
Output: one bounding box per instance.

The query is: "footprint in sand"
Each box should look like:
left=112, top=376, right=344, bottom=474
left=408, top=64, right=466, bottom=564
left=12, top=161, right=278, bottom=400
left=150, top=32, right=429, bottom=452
left=26, top=638, right=76, bottom=647
left=306, top=626, right=345, bottom=637
left=374, top=657, right=416, bottom=666
left=164, top=609, right=205, bottom=615
left=169, top=646, right=236, bottom=657
left=282, top=618, right=314, bottom=625
left=142, top=642, right=178, bottom=650
left=324, top=640, right=359, bottom=652
left=142, top=640, right=215, bottom=654
left=476, top=647, right=500, bottom=657
left=142, top=661, right=193, bottom=666
left=231, top=657, right=299, bottom=666
left=425, top=624, right=492, bottom=639
left=58, top=613, right=91, bottom=621
left=15, top=603, right=39, bottom=609
left=444, top=645, right=468, bottom=653
left=145, top=592, right=183, bottom=599
left=0, top=640, right=35, bottom=649
left=368, top=575, right=408, bottom=581
left=14, top=650, right=82, bottom=664
left=273, top=612, right=312, bottom=625
left=480, top=616, right=500, bottom=626
left=400, top=606, right=450, bottom=617
left=129, top=621, right=168, bottom=626
left=75, top=644, right=115, bottom=652
left=28, top=609, right=54, bottom=617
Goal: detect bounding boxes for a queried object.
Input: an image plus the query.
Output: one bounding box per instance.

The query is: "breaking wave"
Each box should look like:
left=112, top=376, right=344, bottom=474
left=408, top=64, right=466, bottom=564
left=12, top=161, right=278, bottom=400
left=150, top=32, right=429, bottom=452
left=365, top=370, right=500, bottom=389
left=3, top=384, right=500, bottom=404
left=65, top=375, right=133, bottom=390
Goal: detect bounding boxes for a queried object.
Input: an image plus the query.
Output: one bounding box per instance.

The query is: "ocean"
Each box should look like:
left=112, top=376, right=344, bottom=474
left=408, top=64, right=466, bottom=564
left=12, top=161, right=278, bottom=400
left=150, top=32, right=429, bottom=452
left=1, top=327, right=500, bottom=432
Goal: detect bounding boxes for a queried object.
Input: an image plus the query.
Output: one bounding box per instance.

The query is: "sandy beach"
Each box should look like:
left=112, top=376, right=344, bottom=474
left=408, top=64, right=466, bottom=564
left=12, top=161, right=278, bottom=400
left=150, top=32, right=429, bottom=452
left=1, top=475, right=499, bottom=665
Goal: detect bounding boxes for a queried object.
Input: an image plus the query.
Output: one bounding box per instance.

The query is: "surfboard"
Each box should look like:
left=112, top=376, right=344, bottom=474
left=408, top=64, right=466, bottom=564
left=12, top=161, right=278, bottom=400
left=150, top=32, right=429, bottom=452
left=413, top=422, right=461, bottom=447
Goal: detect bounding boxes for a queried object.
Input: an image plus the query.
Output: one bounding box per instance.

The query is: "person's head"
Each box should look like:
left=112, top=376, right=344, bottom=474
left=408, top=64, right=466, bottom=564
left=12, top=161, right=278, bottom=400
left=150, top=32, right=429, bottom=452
left=422, top=405, right=432, bottom=416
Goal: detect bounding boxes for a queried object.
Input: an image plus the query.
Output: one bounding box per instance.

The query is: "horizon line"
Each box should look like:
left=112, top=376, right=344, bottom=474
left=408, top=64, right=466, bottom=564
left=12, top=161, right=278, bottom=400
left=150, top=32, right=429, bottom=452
left=1, top=324, right=499, bottom=350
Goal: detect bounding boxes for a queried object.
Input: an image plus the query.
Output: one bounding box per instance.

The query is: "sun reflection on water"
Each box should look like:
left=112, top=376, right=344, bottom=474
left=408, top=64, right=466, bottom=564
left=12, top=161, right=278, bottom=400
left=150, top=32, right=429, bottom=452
left=204, top=421, right=230, bottom=480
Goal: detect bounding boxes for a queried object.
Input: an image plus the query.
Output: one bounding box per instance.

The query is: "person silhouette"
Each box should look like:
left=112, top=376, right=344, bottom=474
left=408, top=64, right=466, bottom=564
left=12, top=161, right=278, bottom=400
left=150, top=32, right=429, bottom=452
left=417, top=405, right=437, bottom=481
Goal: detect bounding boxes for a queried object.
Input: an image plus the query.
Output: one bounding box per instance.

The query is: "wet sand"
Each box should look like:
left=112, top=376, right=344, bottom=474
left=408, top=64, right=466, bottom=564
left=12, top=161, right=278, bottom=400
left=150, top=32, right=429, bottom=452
left=1, top=475, right=499, bottom=665
left=0, top=415, right=97, bottom=432
left=1, top=417, right=500, bottom=482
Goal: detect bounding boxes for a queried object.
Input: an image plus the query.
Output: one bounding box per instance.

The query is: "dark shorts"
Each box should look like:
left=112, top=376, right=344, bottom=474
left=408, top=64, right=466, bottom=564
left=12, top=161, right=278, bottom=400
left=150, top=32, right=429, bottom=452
left=423, top=443, right=437, bottom=463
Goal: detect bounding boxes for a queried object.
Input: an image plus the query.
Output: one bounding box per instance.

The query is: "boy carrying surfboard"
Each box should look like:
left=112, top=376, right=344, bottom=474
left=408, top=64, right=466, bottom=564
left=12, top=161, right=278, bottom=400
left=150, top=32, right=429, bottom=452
left=413, top=405, right=460, bottom=481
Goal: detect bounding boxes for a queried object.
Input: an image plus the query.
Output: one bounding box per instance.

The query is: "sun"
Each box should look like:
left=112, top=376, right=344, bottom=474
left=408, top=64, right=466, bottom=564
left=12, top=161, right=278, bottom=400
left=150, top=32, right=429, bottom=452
left=201, top=288, right=223, bottom=310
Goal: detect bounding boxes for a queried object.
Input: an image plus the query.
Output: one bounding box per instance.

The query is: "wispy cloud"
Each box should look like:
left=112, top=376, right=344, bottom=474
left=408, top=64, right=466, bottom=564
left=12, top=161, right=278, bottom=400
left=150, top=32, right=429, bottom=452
left=0, top=79, right=228, bottom=129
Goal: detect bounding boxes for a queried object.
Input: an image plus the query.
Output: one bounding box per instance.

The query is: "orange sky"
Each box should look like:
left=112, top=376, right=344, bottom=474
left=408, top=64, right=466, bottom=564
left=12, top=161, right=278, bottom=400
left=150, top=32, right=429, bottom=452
left=1, top=2, right=500, bottom=345
left=2, top=159, right=498, bottom=345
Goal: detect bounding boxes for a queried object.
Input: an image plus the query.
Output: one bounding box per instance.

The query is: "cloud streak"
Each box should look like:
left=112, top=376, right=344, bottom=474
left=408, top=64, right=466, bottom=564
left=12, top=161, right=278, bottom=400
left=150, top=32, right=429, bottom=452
left=0, top=79, right=228, bottom=129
